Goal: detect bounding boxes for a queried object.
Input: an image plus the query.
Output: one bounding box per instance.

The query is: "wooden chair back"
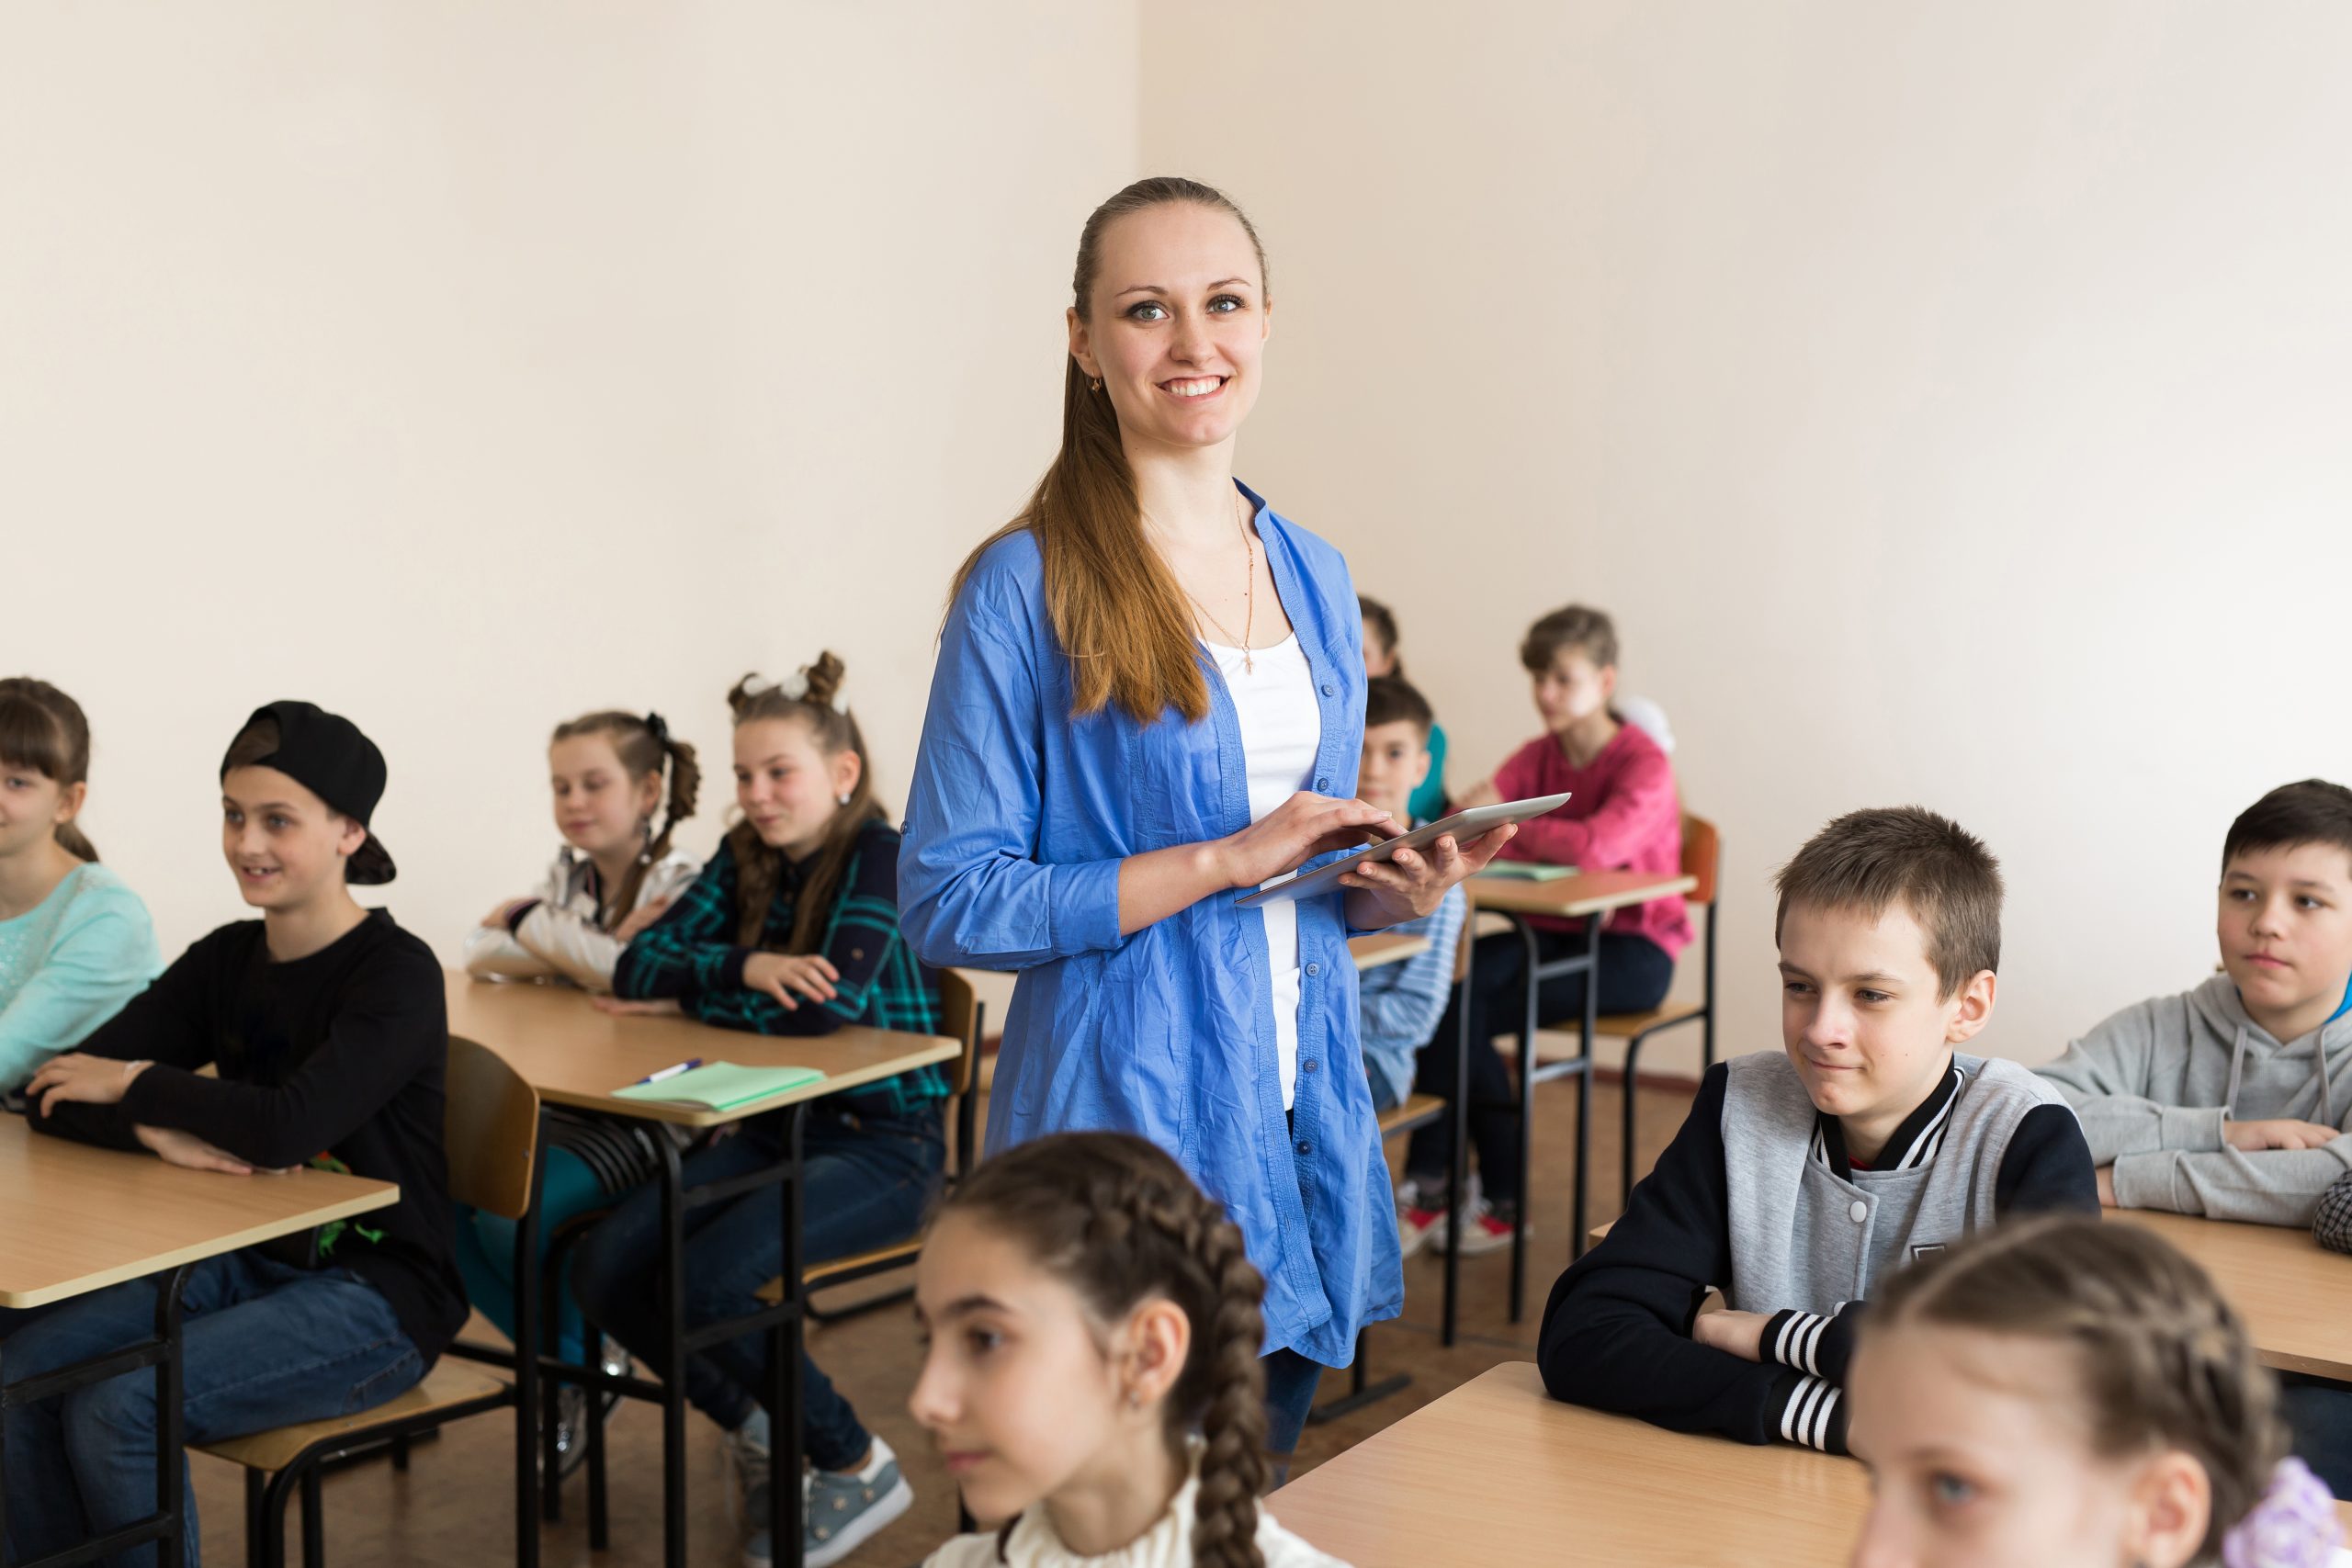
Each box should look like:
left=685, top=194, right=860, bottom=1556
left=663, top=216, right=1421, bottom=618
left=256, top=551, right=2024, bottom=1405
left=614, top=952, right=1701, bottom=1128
left=446, top=1034, right=540, bottom=1222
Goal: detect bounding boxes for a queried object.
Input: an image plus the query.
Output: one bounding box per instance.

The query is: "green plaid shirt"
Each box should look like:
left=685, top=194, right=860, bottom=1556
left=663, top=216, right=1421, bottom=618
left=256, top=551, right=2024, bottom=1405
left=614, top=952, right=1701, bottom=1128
left=616, top=818, right=949, bottom=1118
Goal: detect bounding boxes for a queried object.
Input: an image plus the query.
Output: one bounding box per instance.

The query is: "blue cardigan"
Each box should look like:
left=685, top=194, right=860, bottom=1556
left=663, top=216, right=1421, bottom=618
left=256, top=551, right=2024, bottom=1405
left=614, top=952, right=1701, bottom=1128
left=899, top=484, right=1401, bottom=1365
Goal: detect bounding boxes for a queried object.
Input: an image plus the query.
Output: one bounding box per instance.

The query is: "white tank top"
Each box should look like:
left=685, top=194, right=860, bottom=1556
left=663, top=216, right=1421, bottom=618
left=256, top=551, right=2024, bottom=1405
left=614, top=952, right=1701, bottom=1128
left=1205, top=634, right=1322, bottom=1110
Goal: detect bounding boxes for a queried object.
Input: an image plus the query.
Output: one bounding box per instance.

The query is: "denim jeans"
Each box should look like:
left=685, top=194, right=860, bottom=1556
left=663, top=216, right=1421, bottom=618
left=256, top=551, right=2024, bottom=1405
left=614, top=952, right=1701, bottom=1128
left=1406, top=928, right=1675, bottom=1207
left=2, top=1251, right=424, bottom=1568
left=570, top=1105, right=944, bottom=1472
left=2280, top=1374, right=2352, bottom=1497
left=1261, top=1347, right=1325, bottom=1461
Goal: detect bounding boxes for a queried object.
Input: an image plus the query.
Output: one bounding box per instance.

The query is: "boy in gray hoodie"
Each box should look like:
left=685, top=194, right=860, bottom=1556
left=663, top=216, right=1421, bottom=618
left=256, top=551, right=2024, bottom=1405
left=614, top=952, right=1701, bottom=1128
left=2038, top=778, right=2352, bottom=1228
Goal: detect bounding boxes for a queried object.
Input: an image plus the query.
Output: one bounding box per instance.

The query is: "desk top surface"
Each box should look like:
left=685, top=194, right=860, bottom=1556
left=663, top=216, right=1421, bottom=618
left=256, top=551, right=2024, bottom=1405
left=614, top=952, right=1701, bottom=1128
left=443, top=972, right=960, bottom=1128
left=1466, top=869, right=1697, bottom=918
left=0, top=1113, right=397, bottom=1309
left=1274, top=1362, right=2352, bottom=1566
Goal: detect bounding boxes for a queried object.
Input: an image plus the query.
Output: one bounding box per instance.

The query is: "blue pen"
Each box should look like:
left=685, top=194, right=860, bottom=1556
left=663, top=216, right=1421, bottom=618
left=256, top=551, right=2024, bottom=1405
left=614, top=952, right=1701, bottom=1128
left=634, top=1057, right=703, bottom=1086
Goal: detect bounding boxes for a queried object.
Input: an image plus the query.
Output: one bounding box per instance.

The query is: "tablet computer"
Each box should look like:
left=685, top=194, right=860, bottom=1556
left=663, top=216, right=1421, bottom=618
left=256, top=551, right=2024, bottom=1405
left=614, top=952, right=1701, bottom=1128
left=1234, top=792, right=1573, bottom=908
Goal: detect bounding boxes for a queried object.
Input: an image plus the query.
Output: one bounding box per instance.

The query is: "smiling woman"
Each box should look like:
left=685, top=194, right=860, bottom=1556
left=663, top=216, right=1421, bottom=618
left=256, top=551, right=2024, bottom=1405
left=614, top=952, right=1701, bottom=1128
left=899, top=176, right=1512, bottom=1462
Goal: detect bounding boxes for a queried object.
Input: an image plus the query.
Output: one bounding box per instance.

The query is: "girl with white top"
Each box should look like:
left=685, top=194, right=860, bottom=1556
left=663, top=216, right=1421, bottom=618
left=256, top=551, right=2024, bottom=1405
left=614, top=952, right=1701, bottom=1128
left=915, top=1132, right=1350, bottom=1568
left=454, top=707, right=701, bottom=1443
left=0, top=677, right=160, bottom=1096
left=464, top=708, right=703, bottom=991
left=900, top=177, right=1513, bottom=1457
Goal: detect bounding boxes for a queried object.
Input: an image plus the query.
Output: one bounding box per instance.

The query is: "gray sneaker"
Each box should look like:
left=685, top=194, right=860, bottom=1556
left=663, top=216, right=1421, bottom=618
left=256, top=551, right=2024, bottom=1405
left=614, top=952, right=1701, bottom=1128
left=741, top=1436, right=913, bottom=1568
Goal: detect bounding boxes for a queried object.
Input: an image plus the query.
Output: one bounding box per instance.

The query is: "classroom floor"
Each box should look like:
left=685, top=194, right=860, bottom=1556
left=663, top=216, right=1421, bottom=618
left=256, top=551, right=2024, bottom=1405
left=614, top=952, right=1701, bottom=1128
left=187, top=1071, right=1702, bottom=1566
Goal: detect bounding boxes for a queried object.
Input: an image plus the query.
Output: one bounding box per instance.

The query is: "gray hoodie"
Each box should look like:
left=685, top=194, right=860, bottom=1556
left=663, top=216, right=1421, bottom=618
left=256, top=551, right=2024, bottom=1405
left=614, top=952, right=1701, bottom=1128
left=2036, top=973, right=2352, bottom=1225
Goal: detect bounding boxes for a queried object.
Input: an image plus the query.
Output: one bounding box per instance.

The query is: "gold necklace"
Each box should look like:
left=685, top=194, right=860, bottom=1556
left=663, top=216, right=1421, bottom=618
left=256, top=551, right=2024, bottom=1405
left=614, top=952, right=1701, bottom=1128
left=1188, top=490, right=1259, bottom=672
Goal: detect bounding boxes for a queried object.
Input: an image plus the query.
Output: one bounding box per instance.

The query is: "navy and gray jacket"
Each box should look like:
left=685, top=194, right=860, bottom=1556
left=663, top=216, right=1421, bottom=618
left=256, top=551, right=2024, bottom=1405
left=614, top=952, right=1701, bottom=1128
left=1538, top=1051, right=2096, bottom=1454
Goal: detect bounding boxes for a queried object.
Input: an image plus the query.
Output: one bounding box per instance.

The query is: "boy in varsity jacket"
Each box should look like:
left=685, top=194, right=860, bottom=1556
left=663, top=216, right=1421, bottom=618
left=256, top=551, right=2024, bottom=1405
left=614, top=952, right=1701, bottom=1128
left=1538, top=807, right=2096, bottom=1455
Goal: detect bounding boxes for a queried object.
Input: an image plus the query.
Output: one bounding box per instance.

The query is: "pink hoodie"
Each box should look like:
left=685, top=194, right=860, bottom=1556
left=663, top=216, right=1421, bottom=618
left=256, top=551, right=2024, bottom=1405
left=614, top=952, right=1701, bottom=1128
left=1491, top=721, right=1691, bottom=957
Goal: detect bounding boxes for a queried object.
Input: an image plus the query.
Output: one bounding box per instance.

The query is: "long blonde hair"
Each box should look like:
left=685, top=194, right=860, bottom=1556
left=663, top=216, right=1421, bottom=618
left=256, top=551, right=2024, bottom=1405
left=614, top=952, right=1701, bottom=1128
left=948, top=176, right=1271, bottom=728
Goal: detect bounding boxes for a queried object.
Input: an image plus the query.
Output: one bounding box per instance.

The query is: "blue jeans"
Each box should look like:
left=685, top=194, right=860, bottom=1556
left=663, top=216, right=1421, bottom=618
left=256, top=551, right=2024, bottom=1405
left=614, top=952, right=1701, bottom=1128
left=2280, top=1374, right=2352, bottom=1497
left=1261, top=1348, right=1324, bottom=1461
left=570, top=1105, right=944, bottom=1472
left=2, top=1251, right=424, bottom=1567
left=1407, top=929, right=1675, bottom=1207
left=453, top=1144, right=609, bottom=1364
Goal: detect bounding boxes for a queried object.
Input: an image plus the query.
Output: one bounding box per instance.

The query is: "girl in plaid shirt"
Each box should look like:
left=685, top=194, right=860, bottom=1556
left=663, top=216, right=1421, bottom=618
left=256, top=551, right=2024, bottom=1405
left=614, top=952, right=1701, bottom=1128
left=576, top=653, right=946, bottom=1568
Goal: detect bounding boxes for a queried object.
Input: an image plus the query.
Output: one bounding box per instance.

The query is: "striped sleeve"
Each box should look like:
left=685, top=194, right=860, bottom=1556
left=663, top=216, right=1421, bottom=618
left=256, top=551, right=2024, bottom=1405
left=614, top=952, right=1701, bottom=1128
left=1772, top=1370, right=1849, bottom=1454
left=1761, top=1303, right=1864, bottom=1385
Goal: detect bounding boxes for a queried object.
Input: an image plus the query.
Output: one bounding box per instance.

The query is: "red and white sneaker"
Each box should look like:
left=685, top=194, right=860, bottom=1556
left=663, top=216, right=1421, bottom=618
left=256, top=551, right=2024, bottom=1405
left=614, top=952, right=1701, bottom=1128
left=1453, top=1200, right=1523, bottom=1257
left=1396, top=1202, right=1449, bottom=1259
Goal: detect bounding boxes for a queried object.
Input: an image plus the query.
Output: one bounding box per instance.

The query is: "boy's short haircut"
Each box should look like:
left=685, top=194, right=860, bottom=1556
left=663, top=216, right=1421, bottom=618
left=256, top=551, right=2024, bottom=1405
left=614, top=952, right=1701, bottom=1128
left=1520, top=604, right=1619, bottom=676
left=1774, top=806, right=2003, bottom=999
left=2222, top=779, right=2352, bottom=875
left=1363, top=674, right=1434, bottom=739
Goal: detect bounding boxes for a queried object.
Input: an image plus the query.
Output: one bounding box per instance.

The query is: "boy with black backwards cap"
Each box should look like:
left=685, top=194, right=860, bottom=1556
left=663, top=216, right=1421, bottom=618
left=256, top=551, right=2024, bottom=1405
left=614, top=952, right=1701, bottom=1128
left=8, top=702, right=464, bottom=1563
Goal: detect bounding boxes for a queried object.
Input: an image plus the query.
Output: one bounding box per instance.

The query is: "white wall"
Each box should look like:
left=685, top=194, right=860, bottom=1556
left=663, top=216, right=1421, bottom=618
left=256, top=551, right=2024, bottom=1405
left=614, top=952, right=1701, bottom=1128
left=3, top=3, right=1138, bottom=959
left=1142, top=2, right=2352, bottom=1069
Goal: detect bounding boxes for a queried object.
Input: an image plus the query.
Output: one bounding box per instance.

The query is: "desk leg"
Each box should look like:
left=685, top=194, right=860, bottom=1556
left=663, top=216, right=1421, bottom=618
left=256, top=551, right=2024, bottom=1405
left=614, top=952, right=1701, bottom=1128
left=1510, top=917, right=1542, bottom=1325
left=1574, top=915, right=1600, bottom=1261
left=1444, top=929, right=1473, bottom=1348
left=513, top=1110, right=548, bottom=1568
left=153, top=1261, right=191, bottom=1568
left=656, top=1134, right=690, bottom=1568
left=767, top=1105, right=808, bottom=1568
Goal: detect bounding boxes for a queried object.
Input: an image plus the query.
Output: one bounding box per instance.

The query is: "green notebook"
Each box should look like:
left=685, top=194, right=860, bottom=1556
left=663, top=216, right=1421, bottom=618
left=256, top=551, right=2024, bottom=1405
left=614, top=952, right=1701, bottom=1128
left=1479, top=862, right=1577, bottom=882
left=612, top=1061, right=825, bottom=1111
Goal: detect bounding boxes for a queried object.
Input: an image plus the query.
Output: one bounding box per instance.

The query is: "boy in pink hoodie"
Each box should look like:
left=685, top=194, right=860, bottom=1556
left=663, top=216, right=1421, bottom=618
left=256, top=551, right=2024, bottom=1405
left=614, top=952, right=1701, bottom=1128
left=1400, top=604, right=1688, bottom=1255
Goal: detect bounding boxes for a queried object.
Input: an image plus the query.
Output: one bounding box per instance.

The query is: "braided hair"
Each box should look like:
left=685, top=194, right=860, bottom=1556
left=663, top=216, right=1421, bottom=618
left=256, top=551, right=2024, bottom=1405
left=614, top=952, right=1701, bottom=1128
left=548, top=710, right=701, bottom=923
left=723, top=653, right=882, bottom=953
left=944, top=1132, right=1270, bottom=1568
left=1867, top=1215, right=2284, bottom=1565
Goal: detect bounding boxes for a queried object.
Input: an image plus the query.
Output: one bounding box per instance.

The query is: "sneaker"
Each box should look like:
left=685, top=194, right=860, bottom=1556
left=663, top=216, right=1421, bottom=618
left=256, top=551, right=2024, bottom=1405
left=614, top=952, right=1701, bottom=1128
left=548, top=1341, right=635, bottom=1480
left=1453, top=1200, right=1524, bottom=1258
left=1396, top=1202, right=1449, bottom=1259
left=741, top=1436, right=913, bottom=1568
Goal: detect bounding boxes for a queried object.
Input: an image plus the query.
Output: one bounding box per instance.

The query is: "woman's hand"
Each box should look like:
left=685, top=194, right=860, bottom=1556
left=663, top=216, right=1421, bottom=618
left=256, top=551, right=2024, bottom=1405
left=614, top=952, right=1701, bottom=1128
left=27, top=1054, right=150, bottom=1118
left=135, top=1123, right=265, bottom=1175
left=1216, top=793, right=1400, bottom=891
left=1340, top=822, right=1518, bottom=928
left=742, top=953, right=842, bottom=1012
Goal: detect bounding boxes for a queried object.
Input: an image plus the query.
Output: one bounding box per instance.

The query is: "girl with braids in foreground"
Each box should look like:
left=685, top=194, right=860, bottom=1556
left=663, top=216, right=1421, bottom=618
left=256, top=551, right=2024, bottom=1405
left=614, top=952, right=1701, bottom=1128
left=576, top=654, right=952, bottom=1568
left=914, top=1133, right=1350, bottom=1568
left=1846, top=1216, right=2342, bottom=1568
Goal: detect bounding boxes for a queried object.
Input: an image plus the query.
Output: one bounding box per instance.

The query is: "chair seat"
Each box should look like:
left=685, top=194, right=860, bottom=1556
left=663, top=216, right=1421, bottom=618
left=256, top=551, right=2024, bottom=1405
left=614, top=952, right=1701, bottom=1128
left=1377, top=1093, right=1446, bottom=1137
left=753, top=1235, right=926, bottom=1306
left=195, top=1363, right=509, bottom=1474
left=1592, top=1001, right=1707, bottom=1039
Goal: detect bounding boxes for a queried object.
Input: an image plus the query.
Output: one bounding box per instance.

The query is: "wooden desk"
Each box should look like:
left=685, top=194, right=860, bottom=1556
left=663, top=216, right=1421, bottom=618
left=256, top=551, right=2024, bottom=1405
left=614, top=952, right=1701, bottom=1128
left=1442, top=869, right=1699, bottom=1336
left=2110, top=1211, right=2352, bottom=1382
left=1465, top=869, right=1698, bottom=919
left=444, top=972, right=959, bottom=1128
left=1347, top=932, right=1430, bottom=971
left=1, top=1111, right=398, bottom=1568
left=1274, top=1363, right=2352, bottom=1565
left=444, top=970, right=957, bottom=1568
left=0, top=1112, right=397, bottom=1310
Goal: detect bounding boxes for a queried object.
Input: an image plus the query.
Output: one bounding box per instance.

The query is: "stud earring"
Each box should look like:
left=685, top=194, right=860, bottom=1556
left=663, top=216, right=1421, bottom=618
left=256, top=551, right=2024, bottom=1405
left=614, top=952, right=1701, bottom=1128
left=837, top=793, right=853, bottom=807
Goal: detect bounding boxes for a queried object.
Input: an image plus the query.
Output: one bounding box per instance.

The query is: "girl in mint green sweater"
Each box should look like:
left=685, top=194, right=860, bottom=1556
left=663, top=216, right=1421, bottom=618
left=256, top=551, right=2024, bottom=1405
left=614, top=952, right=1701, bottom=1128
left=0, top=678, right=161, bottom=1093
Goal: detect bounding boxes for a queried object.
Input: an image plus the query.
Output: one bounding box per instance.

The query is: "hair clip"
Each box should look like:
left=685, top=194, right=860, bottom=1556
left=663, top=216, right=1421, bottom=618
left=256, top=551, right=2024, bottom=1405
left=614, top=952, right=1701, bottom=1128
left=644, top=710, right=670, bottom=745
left=2223, top=1458, right=2341, bottom=1567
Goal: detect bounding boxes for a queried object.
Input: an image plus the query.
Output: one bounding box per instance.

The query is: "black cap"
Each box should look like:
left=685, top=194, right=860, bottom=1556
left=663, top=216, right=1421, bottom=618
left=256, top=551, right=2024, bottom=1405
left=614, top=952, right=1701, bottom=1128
left=221, top=701, right=397, bottom=885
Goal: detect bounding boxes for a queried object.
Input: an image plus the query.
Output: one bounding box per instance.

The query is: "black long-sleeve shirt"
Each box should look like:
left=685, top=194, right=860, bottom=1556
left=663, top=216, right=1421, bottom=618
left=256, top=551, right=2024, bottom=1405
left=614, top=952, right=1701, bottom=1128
left=1538, top=1059, right=2095, bottom=1453
left=34, top=910, right=466, bottom=1363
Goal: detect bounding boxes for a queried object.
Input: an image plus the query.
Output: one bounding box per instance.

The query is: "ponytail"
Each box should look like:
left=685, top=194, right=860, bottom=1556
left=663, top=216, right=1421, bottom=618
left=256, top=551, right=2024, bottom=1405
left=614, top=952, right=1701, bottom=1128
left=944, top=1132, right=1268, bottom=1568
left=0, top=678, right=99, bottom=862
